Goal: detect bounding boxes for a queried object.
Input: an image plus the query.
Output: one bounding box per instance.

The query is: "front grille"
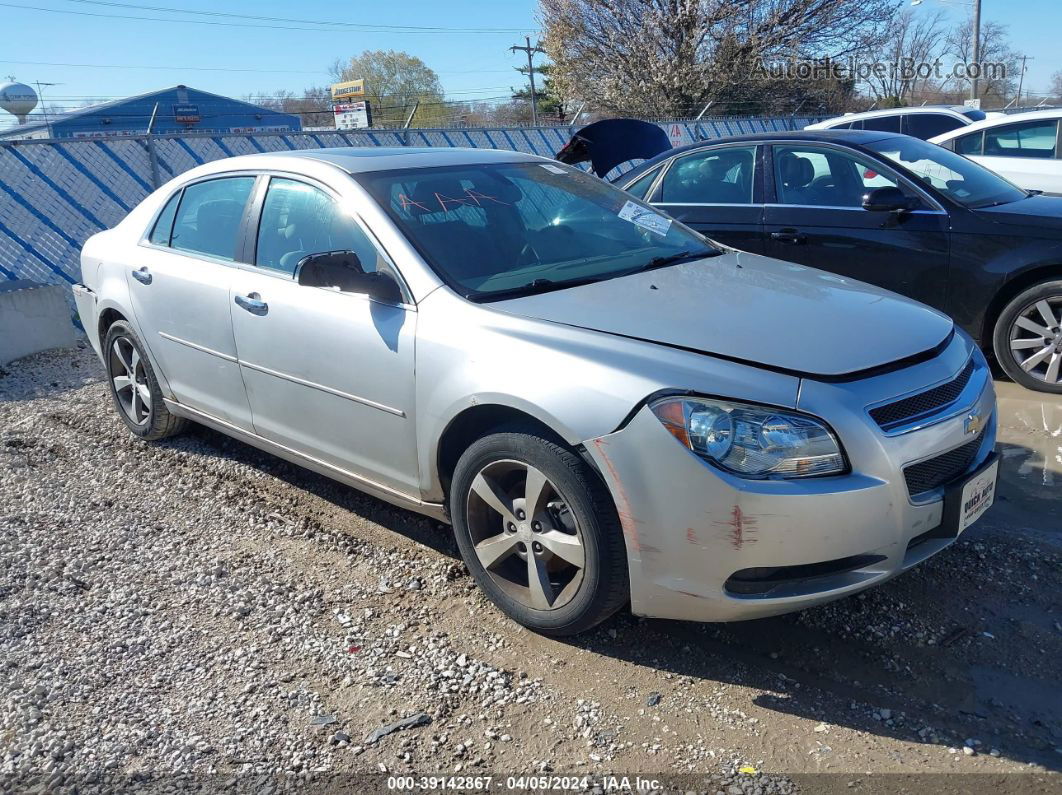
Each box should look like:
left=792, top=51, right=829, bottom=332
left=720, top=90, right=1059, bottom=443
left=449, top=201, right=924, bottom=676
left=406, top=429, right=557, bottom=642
left=903, top=433, right=983, bottom=497
left=870, top=359, right=975, bottom=431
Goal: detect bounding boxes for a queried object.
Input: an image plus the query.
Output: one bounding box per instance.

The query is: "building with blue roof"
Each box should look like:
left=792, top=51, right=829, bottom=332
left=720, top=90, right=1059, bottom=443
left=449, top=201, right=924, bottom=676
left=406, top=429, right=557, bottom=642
left=0, top=85, right=301, bottom=140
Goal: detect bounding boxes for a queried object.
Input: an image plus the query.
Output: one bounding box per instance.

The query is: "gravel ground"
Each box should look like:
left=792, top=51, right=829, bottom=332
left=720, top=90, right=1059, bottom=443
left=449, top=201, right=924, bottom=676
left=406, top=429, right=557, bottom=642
left=1, top=344, right=1060, bottom=794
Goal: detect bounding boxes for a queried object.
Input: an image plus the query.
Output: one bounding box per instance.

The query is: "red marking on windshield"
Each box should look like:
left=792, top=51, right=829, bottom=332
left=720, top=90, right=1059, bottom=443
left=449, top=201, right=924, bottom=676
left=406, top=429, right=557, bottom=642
left=397, top=194, right=430, bottom=212
left=464, top=189, right=509, bottom=206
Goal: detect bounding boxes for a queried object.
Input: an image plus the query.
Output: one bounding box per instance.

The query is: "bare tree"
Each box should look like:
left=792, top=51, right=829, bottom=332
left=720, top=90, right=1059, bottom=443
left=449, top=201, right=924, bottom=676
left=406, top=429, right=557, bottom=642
left=1049, top=70, right=1062, bottom=103
left=246, top=87, right=333, bottom=127
left=863, top=8, right=948, bottom=105
left=539, top=0, right=897, bottom=117
left=944, top=17, right=1021, bottom=104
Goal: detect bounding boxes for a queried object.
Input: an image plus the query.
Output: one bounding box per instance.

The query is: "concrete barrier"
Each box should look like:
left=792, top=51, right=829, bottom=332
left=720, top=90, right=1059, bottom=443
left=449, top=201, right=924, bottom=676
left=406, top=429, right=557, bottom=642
left=0, top=280, right=77, bottom=365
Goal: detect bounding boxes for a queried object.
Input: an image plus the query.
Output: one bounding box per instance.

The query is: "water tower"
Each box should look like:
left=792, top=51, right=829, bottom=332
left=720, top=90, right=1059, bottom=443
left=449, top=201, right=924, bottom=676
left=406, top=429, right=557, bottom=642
left=0, top=80, right=39, bottom=124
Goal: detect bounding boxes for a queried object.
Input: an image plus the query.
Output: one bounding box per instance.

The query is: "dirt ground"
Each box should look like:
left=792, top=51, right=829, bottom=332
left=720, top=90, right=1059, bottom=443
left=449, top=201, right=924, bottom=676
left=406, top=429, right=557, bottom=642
left=1, top=344, right=1060, bottom=794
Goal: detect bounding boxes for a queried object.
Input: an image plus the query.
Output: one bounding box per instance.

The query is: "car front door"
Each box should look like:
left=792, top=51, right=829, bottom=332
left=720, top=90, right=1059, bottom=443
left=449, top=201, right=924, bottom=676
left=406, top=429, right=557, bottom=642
left=763, top=143, right=951, bottom=310
left=127, top=175, right=256, bottom=430
left=971, top=118, right=1062, bottom=195
left=647, top=144, right=765, bottom=252
left=228, top=175, right=420, bottom=495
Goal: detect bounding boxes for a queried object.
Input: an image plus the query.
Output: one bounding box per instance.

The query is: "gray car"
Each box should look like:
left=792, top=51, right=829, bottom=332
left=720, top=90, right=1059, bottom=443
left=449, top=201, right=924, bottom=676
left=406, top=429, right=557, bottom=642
left=72, top=147, right=999, bottom=635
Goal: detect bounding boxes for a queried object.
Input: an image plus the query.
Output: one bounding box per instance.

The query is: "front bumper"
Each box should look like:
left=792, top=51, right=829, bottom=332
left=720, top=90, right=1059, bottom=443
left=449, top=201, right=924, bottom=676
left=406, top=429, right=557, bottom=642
left=585, top=335, right=996, bottom=623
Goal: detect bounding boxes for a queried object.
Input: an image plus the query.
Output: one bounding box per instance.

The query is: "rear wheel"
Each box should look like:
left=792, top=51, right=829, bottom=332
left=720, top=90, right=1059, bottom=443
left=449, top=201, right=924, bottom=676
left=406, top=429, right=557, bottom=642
left=992, top=280, right=1062, bottom=394
left=450, top=426, right=628, bottom=636
left=103, top=320, right=187, bottom=440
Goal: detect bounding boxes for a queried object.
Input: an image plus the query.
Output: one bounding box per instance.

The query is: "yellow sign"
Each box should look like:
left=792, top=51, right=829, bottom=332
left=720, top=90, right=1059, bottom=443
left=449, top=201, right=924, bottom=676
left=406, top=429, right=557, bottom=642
left=331, top=79, right=365, bottom=100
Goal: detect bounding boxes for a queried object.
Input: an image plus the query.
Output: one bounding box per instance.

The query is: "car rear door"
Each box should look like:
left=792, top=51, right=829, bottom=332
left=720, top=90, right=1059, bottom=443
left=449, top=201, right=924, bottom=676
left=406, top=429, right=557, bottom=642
left=646, top=144, right=765, bottom=252
left=127, top=175, right=256, bottom=430
left=228, top=174, right=420, bottom=495
left=763, top=143, right=951, bottom=310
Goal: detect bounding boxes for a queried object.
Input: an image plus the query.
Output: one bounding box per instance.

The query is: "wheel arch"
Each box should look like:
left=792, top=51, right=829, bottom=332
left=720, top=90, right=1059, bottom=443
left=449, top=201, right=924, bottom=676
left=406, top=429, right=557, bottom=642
left=433, top=401, right=602, bottom=507
left=983, top=263, right=1062, bottom=347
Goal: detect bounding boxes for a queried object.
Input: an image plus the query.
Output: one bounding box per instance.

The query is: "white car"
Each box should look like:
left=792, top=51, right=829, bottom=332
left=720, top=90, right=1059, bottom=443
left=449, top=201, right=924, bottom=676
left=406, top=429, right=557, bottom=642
left=806, top=106, right=985, bottom=140
left=930, top=110, right=1062, bottom=196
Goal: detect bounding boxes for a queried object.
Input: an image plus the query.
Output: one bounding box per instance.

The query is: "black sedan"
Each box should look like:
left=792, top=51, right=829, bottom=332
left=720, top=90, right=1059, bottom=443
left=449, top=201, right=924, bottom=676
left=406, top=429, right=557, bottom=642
left=614, top=130, right=1062, bottom=393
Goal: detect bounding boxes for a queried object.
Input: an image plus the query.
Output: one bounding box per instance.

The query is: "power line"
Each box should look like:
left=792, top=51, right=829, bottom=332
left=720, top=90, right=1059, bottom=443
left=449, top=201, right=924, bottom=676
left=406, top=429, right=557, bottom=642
left=2, top=1, right=537, bottom=34
left=60, top=0, right=536, bottom=33
left=0, top=59, right=327, bottom=75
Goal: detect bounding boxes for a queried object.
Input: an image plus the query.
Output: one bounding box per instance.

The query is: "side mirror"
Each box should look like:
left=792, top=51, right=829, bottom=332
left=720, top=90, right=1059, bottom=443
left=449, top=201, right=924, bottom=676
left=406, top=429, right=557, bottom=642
left=296, top=250, right=403, bottom=304
left=862, top=186, right=917, bottom=213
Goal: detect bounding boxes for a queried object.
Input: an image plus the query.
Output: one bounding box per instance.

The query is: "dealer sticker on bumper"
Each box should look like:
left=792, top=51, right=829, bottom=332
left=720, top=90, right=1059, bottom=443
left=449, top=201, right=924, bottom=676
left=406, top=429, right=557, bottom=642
left=958, top=459, right=998, bottom=533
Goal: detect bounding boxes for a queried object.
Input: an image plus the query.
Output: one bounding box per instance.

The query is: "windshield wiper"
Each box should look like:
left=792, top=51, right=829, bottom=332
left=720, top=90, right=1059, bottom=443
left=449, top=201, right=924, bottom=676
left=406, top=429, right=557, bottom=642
left=469, top=275, right=606, bottom=302
left=637, top=248, right=720, bottom=273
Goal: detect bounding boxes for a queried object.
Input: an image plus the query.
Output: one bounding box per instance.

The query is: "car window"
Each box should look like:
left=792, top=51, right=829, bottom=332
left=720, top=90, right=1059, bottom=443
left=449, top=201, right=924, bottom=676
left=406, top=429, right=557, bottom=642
left=773, top=146, right=899, bottom=208
left=867, top=135, right=1027, bottom=208
left=984, top=119, right=1059, bottom=159
left=657, top=146, right=756, bottom=204
left=862, top=114, right=902, bottom=133
left=357, top=161, right=718, bottom=299
left=255, top=178, right=385, bottom=277
left=906, top=114, right=965, bottom=140
left=170, top=177, right=255, bottom=261
left=955, top=131, right=984, bottom=155
left=623, top=166, right=662, bottom=200
left=149, top=190, right=181, bottom=246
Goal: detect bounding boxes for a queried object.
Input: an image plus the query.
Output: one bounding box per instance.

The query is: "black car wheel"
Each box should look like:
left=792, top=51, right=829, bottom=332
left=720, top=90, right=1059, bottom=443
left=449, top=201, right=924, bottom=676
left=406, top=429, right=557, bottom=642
left=450, top=425, right=628, bottom=636
left=104, top=320, right=187, bottom=440
left=992, top=280, right=1062, bottom=393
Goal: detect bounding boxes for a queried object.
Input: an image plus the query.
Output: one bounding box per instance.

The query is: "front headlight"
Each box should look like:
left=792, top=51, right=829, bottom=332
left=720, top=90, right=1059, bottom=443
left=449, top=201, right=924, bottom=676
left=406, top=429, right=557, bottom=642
left=650, top=396, right=847, bottom=479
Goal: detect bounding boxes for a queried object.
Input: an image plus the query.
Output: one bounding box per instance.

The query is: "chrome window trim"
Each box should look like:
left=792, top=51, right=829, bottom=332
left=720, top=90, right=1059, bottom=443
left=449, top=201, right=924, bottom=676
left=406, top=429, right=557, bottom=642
left=762, top=203, right=947, bottom=216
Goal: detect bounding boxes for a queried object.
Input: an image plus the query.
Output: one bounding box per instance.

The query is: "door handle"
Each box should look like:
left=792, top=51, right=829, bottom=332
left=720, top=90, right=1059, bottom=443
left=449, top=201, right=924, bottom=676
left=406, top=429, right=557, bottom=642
left=131, top=267, right=152, bottom=285
left=770, top=229, right=807, bottom=244
left=234, top=292, right=268, bottom=315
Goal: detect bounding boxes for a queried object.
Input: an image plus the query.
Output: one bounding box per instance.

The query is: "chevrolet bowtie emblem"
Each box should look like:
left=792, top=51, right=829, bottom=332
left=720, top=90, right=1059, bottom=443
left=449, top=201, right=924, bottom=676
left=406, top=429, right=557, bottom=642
left=964, top=410, right=983, bottom=437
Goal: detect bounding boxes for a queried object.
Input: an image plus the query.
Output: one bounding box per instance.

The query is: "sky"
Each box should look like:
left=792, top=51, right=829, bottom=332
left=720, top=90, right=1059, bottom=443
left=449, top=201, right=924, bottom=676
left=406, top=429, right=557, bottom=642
left=0, top=0, right=1059, bottom=131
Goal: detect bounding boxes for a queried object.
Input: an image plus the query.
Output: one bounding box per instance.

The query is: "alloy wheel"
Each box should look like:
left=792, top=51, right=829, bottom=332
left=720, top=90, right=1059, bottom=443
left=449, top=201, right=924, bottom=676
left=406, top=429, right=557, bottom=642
left=465, top=459, right=585, bottom=611
left=109, top=336, right=152, bottom=425
left=1008, top=296, right=1062, bottom=386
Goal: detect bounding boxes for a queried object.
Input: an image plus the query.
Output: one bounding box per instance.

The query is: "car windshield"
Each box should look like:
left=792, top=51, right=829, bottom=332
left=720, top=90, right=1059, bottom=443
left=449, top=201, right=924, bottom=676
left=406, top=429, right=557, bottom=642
left=865, top=135, right=1027, bottom=208
left=357, top=161, right=719, bottom=300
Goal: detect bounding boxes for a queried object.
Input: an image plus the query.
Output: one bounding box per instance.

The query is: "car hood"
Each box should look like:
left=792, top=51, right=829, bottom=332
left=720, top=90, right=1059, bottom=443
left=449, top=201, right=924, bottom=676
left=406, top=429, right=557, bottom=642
left=491, top=251, right=954, bottom=378
left=973, top=195, right=1062, bottom=232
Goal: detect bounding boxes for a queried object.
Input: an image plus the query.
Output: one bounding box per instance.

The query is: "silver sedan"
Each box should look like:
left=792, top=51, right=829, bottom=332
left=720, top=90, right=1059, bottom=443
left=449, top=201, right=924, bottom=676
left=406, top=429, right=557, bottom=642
left=73, top=147, right=998, bottom=635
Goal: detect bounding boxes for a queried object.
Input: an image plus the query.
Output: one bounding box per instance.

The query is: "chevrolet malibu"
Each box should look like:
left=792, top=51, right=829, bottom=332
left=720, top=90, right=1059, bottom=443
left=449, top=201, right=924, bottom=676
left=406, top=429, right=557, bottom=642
left=73, top=147, right=998, bottom=636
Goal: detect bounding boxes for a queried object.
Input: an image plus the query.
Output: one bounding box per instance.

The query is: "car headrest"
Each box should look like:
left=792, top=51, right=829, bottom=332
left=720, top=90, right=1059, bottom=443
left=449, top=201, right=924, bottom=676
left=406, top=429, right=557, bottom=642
left=195, top=200, right=244, bottom=241
left=779, top=153, right=814, bottom=188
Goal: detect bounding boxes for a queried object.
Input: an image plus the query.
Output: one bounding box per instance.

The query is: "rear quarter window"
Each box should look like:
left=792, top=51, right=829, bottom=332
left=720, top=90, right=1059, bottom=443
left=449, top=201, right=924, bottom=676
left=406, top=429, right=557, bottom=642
left=148, top=191, right=181, bottom=246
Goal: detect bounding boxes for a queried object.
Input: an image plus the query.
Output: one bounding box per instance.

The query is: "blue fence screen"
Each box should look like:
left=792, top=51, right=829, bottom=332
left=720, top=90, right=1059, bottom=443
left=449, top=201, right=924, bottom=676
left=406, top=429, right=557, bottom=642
left=0, top=116, right=820, bottom=287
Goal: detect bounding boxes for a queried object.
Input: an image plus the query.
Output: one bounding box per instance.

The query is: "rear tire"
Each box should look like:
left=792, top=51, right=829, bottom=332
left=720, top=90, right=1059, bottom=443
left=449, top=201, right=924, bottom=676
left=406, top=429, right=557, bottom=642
left=103, top=320, right=187, bottom=440
left=992, top=280, right=1062, bottom=394
left=450, top=425, right=628, bottom=636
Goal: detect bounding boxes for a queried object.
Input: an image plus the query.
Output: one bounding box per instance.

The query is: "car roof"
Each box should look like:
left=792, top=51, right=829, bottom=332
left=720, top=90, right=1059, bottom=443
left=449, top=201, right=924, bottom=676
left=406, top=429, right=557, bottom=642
left=620, top=129, right=896, bottom=178
left=186, top=146, right=543, bottom=179
left=929, top=108, right=1062, bottom=141
left=807, top=106, right=972, bottom=127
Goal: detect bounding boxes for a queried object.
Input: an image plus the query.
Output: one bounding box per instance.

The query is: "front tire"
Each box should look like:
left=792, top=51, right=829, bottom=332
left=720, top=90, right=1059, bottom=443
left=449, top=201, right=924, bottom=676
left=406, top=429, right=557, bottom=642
left=450, top=426, right=628, bottom=636
left=992, top=280, right=1062, bottom=393
left=103, top=320, right=187, bottom=440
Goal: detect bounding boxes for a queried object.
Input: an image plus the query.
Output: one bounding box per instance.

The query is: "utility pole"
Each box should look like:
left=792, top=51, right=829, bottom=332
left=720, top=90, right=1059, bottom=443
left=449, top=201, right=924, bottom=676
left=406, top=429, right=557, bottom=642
left=1015, top=54, right=1029, bottom=109
left=510, top=36, right=545, bottom=126
left=970, top=0, right=982, bottom=101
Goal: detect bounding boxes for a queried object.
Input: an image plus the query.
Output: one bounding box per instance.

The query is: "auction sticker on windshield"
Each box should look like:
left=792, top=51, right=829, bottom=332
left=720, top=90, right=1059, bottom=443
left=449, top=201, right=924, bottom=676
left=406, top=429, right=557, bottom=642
left=958, top=459, right=998, bottom=533
left=618, top=200, right=672, bottom=236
